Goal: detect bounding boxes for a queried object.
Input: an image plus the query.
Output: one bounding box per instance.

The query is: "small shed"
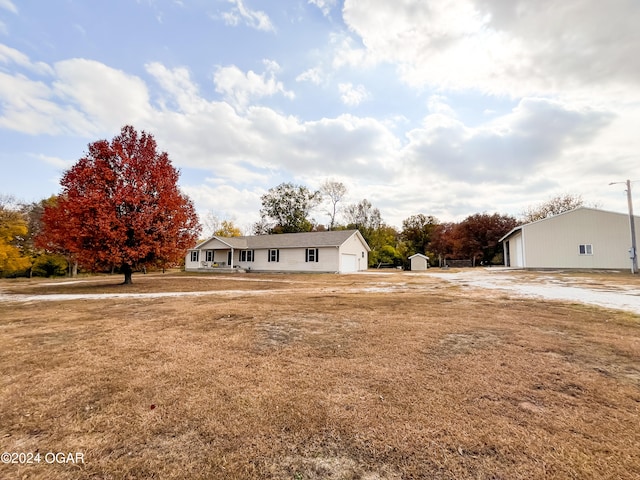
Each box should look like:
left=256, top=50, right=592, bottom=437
left=408, top=253, right=429, bottom=271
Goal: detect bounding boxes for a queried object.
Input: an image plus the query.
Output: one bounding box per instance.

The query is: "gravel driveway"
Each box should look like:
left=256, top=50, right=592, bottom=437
left=427, top=268, right=640, bottom=315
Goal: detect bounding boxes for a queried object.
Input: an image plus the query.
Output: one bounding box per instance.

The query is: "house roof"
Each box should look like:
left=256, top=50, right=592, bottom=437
left=193, top=229, right=371, bottom=251
left=408, top=253, right=429, bottom=259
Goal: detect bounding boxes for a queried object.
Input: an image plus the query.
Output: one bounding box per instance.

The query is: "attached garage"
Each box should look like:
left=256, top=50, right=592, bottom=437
left=340, top=254, right=357, bottom=273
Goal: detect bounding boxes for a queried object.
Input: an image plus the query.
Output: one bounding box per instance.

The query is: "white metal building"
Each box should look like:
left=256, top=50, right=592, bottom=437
left=500, top=207, right=639, bottom=270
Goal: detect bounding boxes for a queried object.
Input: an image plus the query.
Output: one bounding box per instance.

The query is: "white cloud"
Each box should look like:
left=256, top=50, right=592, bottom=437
left=73, top=24, right=86, bottom=36
left=182, top=183, right=262, bottom=232
left=1, top=41, right=636, bottom=227
left=475, top=0, right=640, bottom=89
left=0, top=0, right=17, bottom=14
left=36, top=153, right=74, bottom=169
left=53, top=59, right=151, bottom=133
left=261, top=111, right=402, bottom=180
left=308, top=0, right=337, bottom=17
left=220, top=0, right=274, bottom=32
left=146, top=62, right=201, bottom=113
left=403, top=97, right=614, bottom=184
left=340, top=0, right=640, bottom=98
left=330, top=33, right=376, bottom=70
left=0, top=43, right=54, bottom=75
left=0, top=70, right=95, bottom=135
left=213, top=60, right=295, bottom=110
left=296, top=67, right=323, bottom=85
left=0, top=57, right=150, bottom=136
left=427, top=95, right=456, bottom=117
left=338, top=82, right=369, bottom=107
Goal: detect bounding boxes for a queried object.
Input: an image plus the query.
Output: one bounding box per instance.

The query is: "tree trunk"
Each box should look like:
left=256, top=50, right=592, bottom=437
left=122, top=264, right=133, bottom=284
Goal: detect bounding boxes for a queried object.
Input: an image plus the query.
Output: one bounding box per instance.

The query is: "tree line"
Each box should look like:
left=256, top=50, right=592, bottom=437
left=252, top=181, right=520, bottom=268
left=0, top=125, right=585, bottom=280
left=244, top=181, right=584, bottom=269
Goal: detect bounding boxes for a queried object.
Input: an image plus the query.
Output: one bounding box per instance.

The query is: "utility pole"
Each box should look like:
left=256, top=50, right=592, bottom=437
left=610, top=180, right=638, bottom=274
left=626, top=180, right=638, bottom=274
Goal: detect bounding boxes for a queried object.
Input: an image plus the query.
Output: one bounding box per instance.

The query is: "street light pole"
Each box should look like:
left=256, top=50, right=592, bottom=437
left=610, top=179, right=638, bottom=274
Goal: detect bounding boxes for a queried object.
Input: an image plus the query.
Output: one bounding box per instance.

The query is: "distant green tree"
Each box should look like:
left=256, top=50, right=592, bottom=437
left=372, top=244, right=402, bottom=267
left=401, top=214, right=439, bottom=255
left=257, top=182, right=321, bottom=233
left=343, top=199, right=402, bottom=267
left=31, top=253, right=68, bottom=277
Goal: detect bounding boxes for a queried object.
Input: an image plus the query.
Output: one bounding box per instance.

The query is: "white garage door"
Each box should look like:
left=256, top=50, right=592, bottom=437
left=340, top=254, right=357, bottom=273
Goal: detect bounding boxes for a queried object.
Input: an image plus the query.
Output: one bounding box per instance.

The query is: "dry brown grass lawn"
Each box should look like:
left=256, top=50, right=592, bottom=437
left=1, top=271, right=639, bottom=479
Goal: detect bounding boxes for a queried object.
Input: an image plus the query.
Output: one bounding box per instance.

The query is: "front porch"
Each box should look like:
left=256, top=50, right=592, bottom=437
left=185, top=236, right=250, bottom=273
left=194, top=260, right=245, bottom=273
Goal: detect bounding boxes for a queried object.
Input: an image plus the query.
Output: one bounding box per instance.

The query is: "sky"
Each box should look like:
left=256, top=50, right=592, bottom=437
left=1, top=0, right=639, bottom=234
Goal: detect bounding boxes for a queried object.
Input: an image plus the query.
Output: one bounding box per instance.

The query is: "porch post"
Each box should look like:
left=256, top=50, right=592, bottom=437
left=230, top=248, right=234, bottom=269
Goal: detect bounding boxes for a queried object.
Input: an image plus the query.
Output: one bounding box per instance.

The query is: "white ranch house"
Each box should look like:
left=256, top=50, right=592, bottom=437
left=500, top=207, right=640, bottom=270
left=186, top=230, right=370, bottom=273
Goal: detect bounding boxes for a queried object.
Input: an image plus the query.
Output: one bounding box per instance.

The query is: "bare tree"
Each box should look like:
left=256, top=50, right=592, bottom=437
left=521, top=193, right=584, bottom=223
left=201, top=212, right=222, bottom=238
left=344, top=199, right=382, bottom=231
left=252, top=217, right=271, bottom=235
left=202, top=212, right=242, bottom=237
left=320, top=179, right=347, bottom=230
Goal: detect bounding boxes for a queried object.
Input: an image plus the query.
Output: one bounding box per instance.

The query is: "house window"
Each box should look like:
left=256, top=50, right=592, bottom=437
left=305, top=248, right=319, bottom=262
left=579, top=244, right=593, bottom=255
left=268, top=249, right=280, bottom=262
left=190, top=250, right=199, bottom=262
left=206, top=250, right=214, bottom=262
left=240, top=250, right=254, bottom=262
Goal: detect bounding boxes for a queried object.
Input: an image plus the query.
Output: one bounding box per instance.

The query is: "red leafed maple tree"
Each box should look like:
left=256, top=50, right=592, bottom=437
left=37, top=126, right=201, bottom=284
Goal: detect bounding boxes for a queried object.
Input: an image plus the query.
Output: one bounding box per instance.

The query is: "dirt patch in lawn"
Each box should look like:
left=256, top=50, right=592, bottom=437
left=1, top=272, right=639, bottom=479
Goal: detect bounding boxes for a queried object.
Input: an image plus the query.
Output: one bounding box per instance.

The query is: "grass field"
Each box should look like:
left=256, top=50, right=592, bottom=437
left=1, top=271, right=639, bottom=479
